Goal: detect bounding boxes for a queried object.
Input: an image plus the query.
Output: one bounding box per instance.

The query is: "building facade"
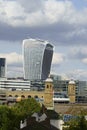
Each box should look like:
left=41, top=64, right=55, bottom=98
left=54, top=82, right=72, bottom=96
left=23, top=39, right=53, bottom=80
left=51, top=75, right=87, bottom=103
left=0, top=78, right=30, bottom=91
left=0, top=77, right=54, bottom=109
left=0, top=58, right=6, bottom=78
left=44, top=77, right=54, bottom=110
left=68, top=80, right=76, bottom=103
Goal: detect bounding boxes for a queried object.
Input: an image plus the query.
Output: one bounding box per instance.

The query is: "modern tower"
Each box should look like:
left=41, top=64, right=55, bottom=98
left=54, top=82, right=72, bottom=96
left=23, top=38, right=53, bottom=81
left=0, top=58, right=6, bottom=78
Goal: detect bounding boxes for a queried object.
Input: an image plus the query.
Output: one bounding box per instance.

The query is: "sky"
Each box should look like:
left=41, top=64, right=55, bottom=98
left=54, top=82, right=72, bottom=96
left=0, top=0, right=87, bottom=80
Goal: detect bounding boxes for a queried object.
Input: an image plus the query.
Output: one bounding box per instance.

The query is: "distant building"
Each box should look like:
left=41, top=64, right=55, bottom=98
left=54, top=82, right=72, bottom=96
left=53, top=92, right=70, bottom=103
left=0, top=78, right=30, bottom=91
left=0, top=58, right=6, bottom=78
left=49, top=74, right=87, bottom=103
left=23, top=38, right=53, bottom=80
left=75, top=80, right=87, bottom=103
left=0, top=76, right=54, bottom=110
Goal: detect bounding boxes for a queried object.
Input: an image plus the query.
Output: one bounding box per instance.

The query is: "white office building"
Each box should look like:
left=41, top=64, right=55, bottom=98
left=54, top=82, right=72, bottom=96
left=23, top=38, right=53, bottom=80
left=0, top=78, right=30, bottom=91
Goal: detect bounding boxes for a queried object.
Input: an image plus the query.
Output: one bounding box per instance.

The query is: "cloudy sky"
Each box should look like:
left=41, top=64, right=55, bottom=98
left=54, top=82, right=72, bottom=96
left=0, top=0, right=87, bottom=80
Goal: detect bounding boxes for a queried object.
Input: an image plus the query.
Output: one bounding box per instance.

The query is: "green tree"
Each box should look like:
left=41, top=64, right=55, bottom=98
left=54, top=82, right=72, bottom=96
left=77, top=116, right=87, bottom=130
left=12, top=98, right=41, bottom=129
left=0, top=98, right=41, bottom=130
left=0, top=105, right=16, bottom=130
left=63, top=116, right=87, bottom=130
left=13, top=98, right=41, bottom=117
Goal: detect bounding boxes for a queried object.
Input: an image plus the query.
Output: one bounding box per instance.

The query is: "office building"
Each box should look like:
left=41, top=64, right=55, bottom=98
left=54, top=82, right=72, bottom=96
left=51, top=76, right=87, bottom=103
left=23, top=39, right=53, bottom=80
left=0, top=78, right=30, bottom=91
left=0, top=58, right=6, bottom=78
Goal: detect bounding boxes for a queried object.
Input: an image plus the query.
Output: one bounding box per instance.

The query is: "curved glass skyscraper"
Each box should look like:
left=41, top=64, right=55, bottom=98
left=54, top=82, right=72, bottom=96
left=23, top=38, right=53, bottom=80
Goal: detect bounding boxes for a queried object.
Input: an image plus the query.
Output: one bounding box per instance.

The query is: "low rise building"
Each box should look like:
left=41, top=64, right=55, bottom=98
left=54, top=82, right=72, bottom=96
left=0, top=78, right=30, bottom=91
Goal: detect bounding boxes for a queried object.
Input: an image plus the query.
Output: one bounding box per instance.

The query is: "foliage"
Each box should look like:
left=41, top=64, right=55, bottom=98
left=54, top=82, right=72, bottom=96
left=11, top=98, right=41, bottom=129
left=63, top=116, right=87, bottom=130
left=0, top=98, right=41, bottom=130
left=0, top=105, right=16, bottom=130
left=13, top=98, right=41, bottom=117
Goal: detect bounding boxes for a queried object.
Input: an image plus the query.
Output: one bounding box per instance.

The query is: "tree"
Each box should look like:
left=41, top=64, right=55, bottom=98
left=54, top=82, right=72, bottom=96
left=63, top=116, right=87, bottom=130
left=0, top=105, right=16, bottom=130
left=77, top=116, right=87, bottom=130
left=12, top=98, right=41, bottom=129
left=0, top=98, right=41, bottom=130
left=13, top=98, right=41, bottom=117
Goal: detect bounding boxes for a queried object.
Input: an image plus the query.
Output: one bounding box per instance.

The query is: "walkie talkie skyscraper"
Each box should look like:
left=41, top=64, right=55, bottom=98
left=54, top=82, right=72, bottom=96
left=23, top=38, right=53, bottom=81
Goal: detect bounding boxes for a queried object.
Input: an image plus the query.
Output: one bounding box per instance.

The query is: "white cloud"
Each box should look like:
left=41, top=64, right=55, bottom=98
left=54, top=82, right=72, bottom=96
left=0, top=52, right=22, bottom=65
left=44, top=0, right=66, bottom=23
left=0, top=52, right=23, bottom=77
left=52, top=52, right=64, bottom=65
left=18, top=0, right=44, bottom=13
left=68, top=47, right=87, bottom=60
left=0, top=0, right=87, bottom=27
left=82, top=58, right=87, bottom=64
left=66, top=28, right=87, bottom=40
left=66, top=69, right=87, bottom=80
left=0, top=0, right=87, bottom=80
left=7, top=66, right=23, bottom=78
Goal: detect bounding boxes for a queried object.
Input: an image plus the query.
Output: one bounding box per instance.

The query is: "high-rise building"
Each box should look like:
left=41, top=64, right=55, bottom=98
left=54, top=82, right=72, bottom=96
left=23, top=38, right=53, bottom=80
left=0, top=58, right=6, bottom=78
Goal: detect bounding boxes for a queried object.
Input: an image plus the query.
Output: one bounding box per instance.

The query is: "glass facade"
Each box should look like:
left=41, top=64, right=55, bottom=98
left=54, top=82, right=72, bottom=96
left=50, top=75, right=87, bottom=103
left=0, top=58, right=6, bottom=78
left=23, top=39, right=53, bottom=80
